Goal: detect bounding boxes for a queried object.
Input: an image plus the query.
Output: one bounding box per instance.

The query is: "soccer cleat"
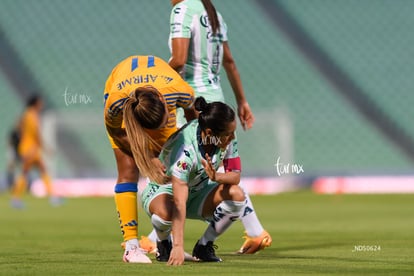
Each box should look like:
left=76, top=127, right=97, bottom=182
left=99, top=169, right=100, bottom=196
left=237, top=230, right=272, bottom=254
left=156, top=240, right=172, bottom=262
left=192, top=240, right=222, bottom=262
left=123, top=246, right=152, bottom=263
left=139, top=236, right=157, bottom=254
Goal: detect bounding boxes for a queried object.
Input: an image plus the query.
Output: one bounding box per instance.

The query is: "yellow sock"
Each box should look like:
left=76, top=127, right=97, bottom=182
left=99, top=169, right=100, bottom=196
left=41, top=173, right=53, bottom=196
left=114, top=183, right=139, bottom=242
left=12, top=175, right=27, bottom=198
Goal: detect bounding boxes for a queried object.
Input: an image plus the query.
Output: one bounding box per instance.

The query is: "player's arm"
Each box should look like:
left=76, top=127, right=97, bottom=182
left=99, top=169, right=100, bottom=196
left=202, top=153, right=241, bottom=185
left=222, top=42, right=255, bottom=130
left=168, top=176, right=189, bottom=266
left=183, top=105, right=198, bottom=122
left=104, top=94, right=131, bottom=153
left=175, top=80, right=197, bottom=122
left=169, top=38, right=190, bottom=75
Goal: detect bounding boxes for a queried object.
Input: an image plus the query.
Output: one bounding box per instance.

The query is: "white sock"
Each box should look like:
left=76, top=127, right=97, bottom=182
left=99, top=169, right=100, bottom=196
left=151, top=214, right=172, bottom=241
left=240, top=184, right=264, bottom=237
left=147, top=229, right=157, bottom=243
left=199, top=200, right=245, bottom=245
left=125, top=238, right=139, bottom=251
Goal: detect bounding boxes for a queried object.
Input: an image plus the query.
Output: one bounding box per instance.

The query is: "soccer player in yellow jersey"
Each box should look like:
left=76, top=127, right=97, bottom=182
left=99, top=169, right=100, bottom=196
left=11, top=95, right=56, bottom=208
left=103, top=55, right=195, bottom=263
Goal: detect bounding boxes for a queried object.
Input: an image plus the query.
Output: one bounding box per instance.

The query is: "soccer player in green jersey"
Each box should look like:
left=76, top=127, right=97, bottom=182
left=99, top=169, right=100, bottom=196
left=168, top=0, right=271, bottom=254
left=141, top=97, right=246, bottom=265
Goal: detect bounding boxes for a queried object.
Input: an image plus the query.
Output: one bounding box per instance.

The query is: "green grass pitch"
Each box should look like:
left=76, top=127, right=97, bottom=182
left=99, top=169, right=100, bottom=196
left=1, top=191, right=413, bottom=275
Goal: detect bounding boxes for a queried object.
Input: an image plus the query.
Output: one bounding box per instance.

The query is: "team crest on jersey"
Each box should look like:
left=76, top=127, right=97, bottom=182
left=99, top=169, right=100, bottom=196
left=176, top=160, right=188, bottom=171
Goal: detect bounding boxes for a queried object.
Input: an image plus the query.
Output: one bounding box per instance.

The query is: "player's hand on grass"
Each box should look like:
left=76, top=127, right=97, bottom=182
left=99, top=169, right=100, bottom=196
left=167, top=246, right=185, bottom=266
left=201, top=153, right=216, bottom=181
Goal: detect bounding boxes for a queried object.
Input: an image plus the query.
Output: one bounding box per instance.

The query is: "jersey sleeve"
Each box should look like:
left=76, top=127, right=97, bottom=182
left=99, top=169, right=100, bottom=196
left=170, top=2, right=192, bottom=39
left=218, top=13, right=228, bottom=42
left=104, top=92, right=128, bottom=129
left=176, top=81, right=195, bottom=109
left=166, top=144, right=195, bottom=182
left=223, top=139, right=241, bottom=172
left=162, top=67, right=195, bottom=109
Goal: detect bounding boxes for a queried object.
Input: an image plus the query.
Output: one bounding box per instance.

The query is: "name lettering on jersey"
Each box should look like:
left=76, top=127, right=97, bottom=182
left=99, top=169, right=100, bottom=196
left=117, top=75, right=157, bottom=90
left=116, top=74, right=174, bottom=90
left=160, top=75, right=174, bottom=84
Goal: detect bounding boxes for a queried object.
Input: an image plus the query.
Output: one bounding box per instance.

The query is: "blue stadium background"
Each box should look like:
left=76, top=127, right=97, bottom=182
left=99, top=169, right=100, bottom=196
left=1, top=0, right=413, bottom=185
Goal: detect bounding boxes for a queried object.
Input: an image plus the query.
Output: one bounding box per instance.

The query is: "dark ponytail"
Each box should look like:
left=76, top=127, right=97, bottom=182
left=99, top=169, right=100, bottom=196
left=201, top=0, right=220, bottom=35
left=195, top=96, right=235, bottom=135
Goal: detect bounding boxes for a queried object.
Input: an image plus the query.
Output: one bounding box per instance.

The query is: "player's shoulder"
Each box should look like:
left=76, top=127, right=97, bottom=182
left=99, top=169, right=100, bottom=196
left=167, top=120, right=198, bottom=146
left=174, top=0, right=204, bottom=14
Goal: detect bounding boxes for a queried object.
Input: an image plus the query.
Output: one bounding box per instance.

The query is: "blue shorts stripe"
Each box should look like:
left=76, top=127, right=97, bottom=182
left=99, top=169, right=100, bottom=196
left=114, top=182, right=138, bottom=193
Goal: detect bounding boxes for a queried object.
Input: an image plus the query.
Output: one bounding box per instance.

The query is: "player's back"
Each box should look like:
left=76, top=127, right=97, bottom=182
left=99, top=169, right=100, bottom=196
left=169, top=0, right=228, bottom=93
left=105, top=55, right=182, bottom=96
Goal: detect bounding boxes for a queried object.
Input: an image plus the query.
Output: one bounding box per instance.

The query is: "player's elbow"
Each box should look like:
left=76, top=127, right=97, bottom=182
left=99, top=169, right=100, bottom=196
left=169, top=56, right=186, bottom=72
left=227, top=171, right=241, bottom=185
left=234, top=173, right=241, bottom=185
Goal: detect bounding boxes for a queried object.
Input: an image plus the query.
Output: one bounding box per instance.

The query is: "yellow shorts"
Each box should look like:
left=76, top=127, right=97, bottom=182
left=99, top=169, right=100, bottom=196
left=106, top=131, right=119, bottom=149
left=19, top=144, right=42, bottom=164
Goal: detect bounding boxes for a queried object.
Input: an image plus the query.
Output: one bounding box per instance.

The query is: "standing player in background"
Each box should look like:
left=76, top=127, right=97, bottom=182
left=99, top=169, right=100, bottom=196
left=103, top=55, right=195, bottom=263
left=11, top=95, right=58, bottom=208
left=167, top=0, right=272, bottom=254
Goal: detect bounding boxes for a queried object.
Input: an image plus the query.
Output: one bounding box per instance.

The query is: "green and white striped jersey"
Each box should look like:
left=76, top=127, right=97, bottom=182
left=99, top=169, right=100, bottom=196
left=169, top=0, right=228, bottom=102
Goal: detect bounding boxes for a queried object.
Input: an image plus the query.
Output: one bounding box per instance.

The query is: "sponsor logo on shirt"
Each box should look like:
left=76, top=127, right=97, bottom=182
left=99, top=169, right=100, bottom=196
left=176, top=160, right=188, bottom=171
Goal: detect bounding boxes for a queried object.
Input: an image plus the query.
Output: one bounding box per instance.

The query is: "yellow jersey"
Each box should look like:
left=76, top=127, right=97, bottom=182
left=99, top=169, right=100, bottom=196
left=18, top=108, right=41, bottom=158
left=103, top=55, right=194, bottom=148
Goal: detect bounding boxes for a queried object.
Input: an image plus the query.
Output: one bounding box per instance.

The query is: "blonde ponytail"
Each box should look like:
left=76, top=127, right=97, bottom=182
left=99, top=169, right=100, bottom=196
left=123, top=87, right=166, bottom=182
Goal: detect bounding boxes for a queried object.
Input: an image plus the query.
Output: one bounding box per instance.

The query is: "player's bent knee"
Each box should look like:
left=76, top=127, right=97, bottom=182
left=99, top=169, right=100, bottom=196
left=149, top=194, right=173, bottom=220
left=229, top=185, right=246, bottom=202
